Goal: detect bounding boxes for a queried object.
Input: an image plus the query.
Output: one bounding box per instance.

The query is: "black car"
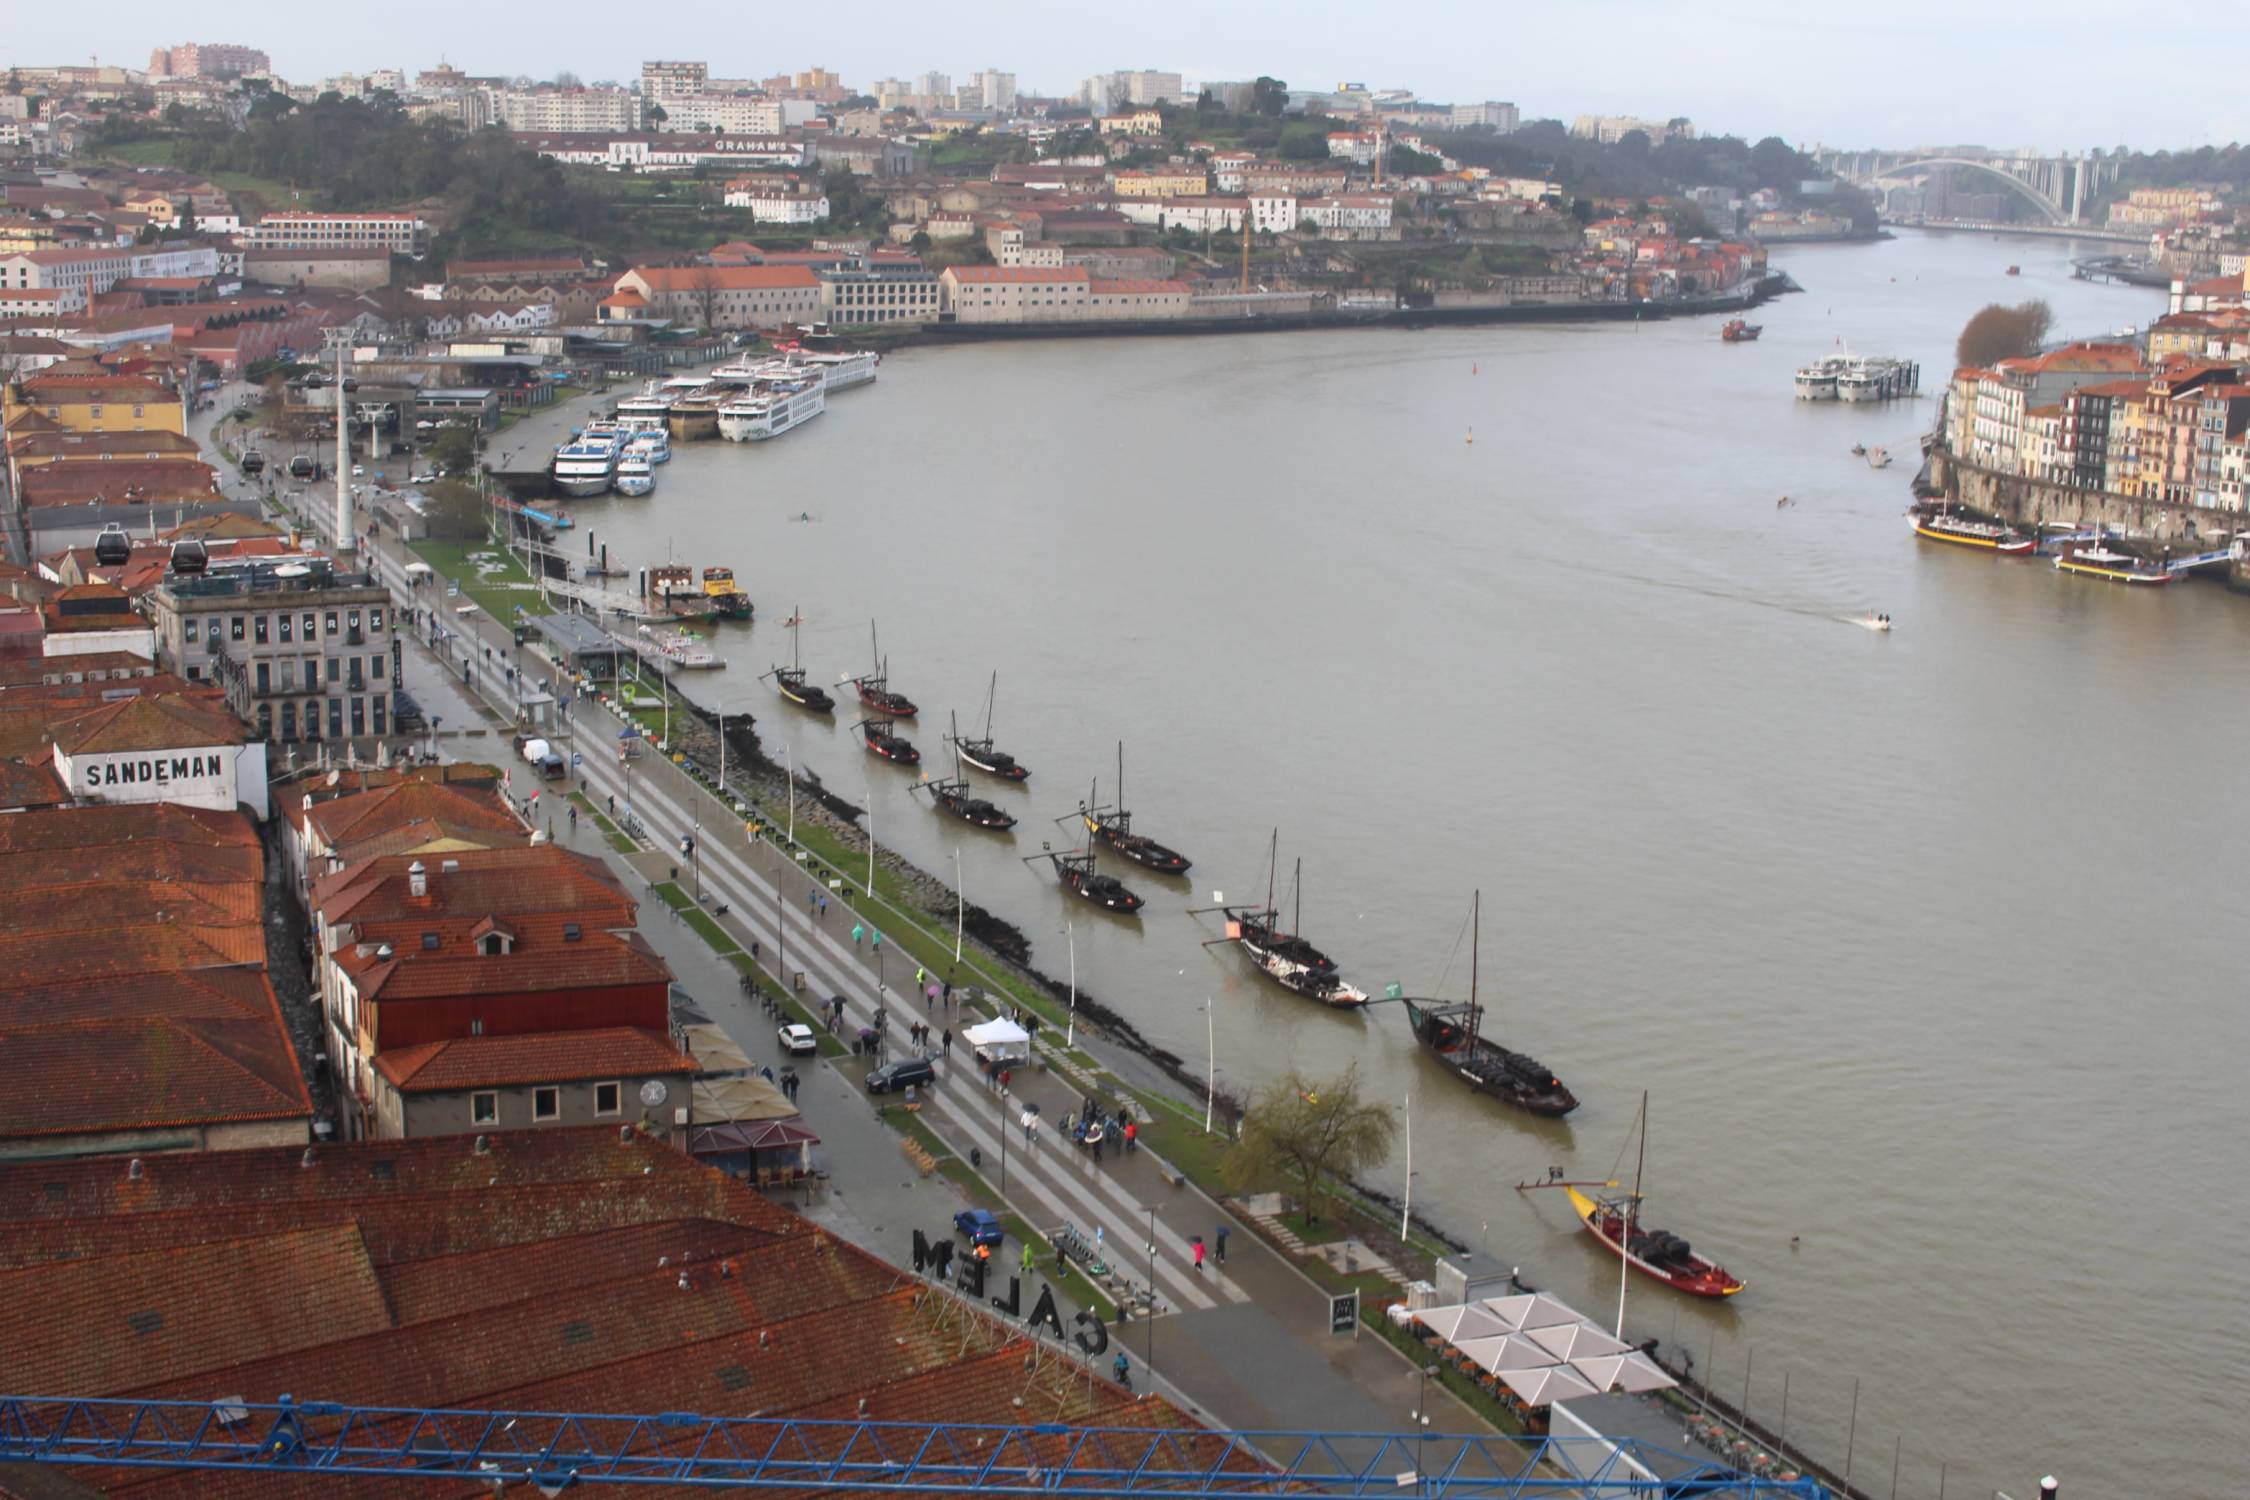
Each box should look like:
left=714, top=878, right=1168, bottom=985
left=865, top=1057, right=936, bottom=1094
left=391, top=691, right=427, bottom=732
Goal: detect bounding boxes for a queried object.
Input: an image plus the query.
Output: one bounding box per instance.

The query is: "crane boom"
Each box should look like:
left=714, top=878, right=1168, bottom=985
left=0, top=1394, right=1825, bottom=1496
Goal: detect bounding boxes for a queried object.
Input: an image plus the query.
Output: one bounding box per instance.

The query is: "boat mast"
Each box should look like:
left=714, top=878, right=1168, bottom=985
left=1469, top=889, right=1481, bottom=1033
left=983, top=671, right=998, bottom=742
left=1264, top=829, right=1278, bottom=920
left=1292, top=857, right=1302, bottom=939
left=1617, top=1090, right=1647, bottom=1338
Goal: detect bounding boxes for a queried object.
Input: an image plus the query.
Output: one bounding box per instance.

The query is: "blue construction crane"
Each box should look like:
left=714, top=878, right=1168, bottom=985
left=0, top=1395, right=1827, bottom=1496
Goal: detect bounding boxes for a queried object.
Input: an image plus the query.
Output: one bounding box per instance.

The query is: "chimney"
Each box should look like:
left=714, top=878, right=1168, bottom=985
left=407, top=860, right=426, bottom=898
left=2040, top=1481, right=2058, bottom=1500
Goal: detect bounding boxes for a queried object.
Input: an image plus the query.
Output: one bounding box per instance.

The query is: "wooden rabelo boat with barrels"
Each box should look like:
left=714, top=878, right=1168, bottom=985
left=1079, top=744, right=1190, bottom=874
left=914, top=774, right=1016, bottom=830
left=764, top=608, right=833, bottom=713
left=1403, top=892, right=1577, bottom=1117
left=1026, top=845, right=1143, bottom=915
left=950, top=676, right=1030, bottom=781
left=1519, top=1094, right=1743, bottom=1298
left=845, top=621, right=919, bottom=717
left=858, top=718, right=921, bottom=766
left=1198, top=833, right=1367, bottom=1008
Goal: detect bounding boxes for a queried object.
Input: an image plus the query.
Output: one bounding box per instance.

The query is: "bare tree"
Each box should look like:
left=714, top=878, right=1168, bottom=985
left=690, top=266, right=723, bottom=331
left=1221, top=1064, right=1397, bottom=1226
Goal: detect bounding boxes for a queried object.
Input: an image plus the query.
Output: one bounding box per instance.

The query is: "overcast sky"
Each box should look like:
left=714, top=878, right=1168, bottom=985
left=9, top=0, right=2244, bottom=152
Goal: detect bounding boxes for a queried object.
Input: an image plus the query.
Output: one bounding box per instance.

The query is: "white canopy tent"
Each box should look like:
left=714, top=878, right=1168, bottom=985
left=962, top=1018, right=1030, bottom=1063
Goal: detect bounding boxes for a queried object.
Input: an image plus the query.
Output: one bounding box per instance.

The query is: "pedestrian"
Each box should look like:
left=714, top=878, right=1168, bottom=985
left=567, top=804, right=577, bottom=829
left=1192, top=1236, right=1205, bottom=1274
left=1124, top=1119, right=1138, bottom=1154
left=915, top=965, right=926, bottom=989
left=1021, top=1109, right=1035, bottom=1144
left=852, top=923, right=865, bottom=947
left=942, top=980, right=953, bottom=1008
left=809, top=889, right=818, bottom=913
left=1021, top=1239, right=1035, bottom=1278
left=1215, top=1225, right=1229, bottom=1265
left=820, top=895, right=829, bottom=920
left=607, top=794, right=616, bottom=816
left=999, top=1067, right=1011, bottom=1096
left=871, top=930, right=883, bottom=952
left=942, top=1028, right=952, bottom=1055
left=750, top=940, right=761, bottom=962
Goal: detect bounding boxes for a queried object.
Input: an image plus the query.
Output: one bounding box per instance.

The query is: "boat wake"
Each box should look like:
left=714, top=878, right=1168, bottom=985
left=1544, top=555, right=1883, bottom=631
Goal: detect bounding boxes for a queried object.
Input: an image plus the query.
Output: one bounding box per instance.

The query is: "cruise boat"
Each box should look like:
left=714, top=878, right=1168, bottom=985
left=717, top=372, right=826, bottom=442
left=2054, top=541, right=2174, bottom=585
left=551, top=433, right=621, bottom=497
left=786, top=347, right=880, bottom=391
left=635, top=623, right=723, bottom=669
left=1913, top=510, right=2034, bottom=555
left=701, top=566, right=752, bottom=620
left=624, top=428, right=670, bottom=464
left=614, top=451, right=655, bottom=497
left=1793, top=356, right=1846, bottom=400
left=1836, top=356, right=1921, bottom=402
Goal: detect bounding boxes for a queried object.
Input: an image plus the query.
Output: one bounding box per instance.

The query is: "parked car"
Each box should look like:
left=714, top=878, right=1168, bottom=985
left=350, top=464, right=365, bottom=478
left=953, top=1209, right=1003, bottom=1249
left=777, top=1023, right=816, bottom=1055
left=864, top=1057, right=935, bottom=1094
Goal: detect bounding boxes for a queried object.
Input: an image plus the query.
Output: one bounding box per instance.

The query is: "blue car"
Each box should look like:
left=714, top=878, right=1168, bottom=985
left=954, top=1209, right=1004, bottom=1248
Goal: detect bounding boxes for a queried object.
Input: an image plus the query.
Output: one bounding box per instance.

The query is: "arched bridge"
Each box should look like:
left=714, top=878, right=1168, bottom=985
left=1816, top=148, right=2117, bottom=225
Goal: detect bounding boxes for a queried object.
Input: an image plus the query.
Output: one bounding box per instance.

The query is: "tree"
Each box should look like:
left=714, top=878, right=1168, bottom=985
left=1251, top=76, right=1288, bottom=117
left=644, top=103, right=667, bottom=126
left=422, top=478, right=489, bottom=541
left=1196, top=89, right=1221, bottom=115
left=1276, top=123, right=1329, bottom=162
left=426, top=423, right=477, bottom=477
left=1221, top=1065, right=1396, bottom=1226
left=1956, top=299, right=2054, bottom=368
left=688, top=265, right=722, bottom=331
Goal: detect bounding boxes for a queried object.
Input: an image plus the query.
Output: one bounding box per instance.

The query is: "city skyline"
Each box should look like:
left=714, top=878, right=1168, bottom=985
left=4, top=0, right=2247, bottom=152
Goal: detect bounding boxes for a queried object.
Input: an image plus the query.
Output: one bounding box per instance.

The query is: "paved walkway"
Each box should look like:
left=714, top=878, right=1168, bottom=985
left=350, top=487, right=1491, bottom=1447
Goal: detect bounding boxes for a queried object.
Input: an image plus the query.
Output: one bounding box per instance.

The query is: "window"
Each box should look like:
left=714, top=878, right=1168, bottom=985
left=254, top=662, right=270, bottom=694
left=372, top=698, right=386, bottom=735
left=278, top=614, right=292, bottom=642
left=253, top=615, right=269, bottom=644
left=594, top=1082, right=621, bottom=1116
left=327, top=698, right=342, bottom=738
left=325, top=611, right=338, bottom=634
left=533, top=1087, right=560, bottom=1122
left=280, top=701, right=296, bottom=738
left=230, top=615, right=245, bottom=641
left=326, top=658, right=339, bottom=683
left=303, top=612, right=317, bottom=639
left=183, top=619, right=200, bottom=642
left=471, top=1091, right=498, bottom=1124
left=303, top=661, right=318, bottom=692
left=370, top=607, right=384, bottom=631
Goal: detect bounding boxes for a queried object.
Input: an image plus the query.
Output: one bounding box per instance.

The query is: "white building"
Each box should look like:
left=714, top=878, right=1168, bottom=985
left=658, top=94, right=815, bottom=134
left=1569, top=114, right=1695, bottom=145
left=723, top=187, right=830, bottom=224
left=640, top=60, right=708, bottom=100
left=244, top=212, right=428, bottom=254
left=971, top=69, right=1017, bottom=111
left=1451, top=101, right=1520, bottom=131
left=478, top=86, right=642, bottom=133
left=49, top=697, right=269, bottom=819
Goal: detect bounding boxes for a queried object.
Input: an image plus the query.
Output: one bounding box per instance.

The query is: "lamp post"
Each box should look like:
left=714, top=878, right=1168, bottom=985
left=1144, top=1204, right=1158, bottom=1377
left=1203, top=997, right=1216, bottom=1136
left=1401, top=1091, right=1414, bottom=1243
left=1415, top=1362, right=1439, bottom=1490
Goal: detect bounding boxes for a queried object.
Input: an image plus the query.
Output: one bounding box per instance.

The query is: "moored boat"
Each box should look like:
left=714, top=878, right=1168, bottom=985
left=1030, top=847, right=1143, bottom=914
left=1720, top=318, right=1762, bottom=342
left=717, top=370, right=825, bottom=442
left=766, top=608, right=833, bottom=712
left=1913, top=510, right=2035, bottom=555
left=1080, top=744, right=1190, bottom=874
left=847, top=621, right=918, bottom=718
left=701, top=566, right=753, bottom=620
left=2054, top=541, right=2173, bottom=584
left=915, top=775, right=1017, bottom=830
left=1519, top=1095, right=1743, bottom=1299
left=1203, top=836, right=1364, bottom=1007
left=1402, top=893, right=1577, bottom=1116
left=859, top=717, right=921, bottom=765
left=950, top=675, right=1030, bottom=781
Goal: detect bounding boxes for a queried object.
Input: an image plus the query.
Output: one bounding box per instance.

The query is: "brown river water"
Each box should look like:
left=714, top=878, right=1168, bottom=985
left=505, top=228, right=2248, bottom=1496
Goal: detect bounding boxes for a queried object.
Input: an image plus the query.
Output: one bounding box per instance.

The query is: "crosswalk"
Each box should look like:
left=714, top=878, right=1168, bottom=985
left=370, top=542, right=1247, bottom=1319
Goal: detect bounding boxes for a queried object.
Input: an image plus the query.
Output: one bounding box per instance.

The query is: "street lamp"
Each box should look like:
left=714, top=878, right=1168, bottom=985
left=1144, top=1204, right=1158, bottom=1377
left=1415, top=1363, right=1439, bottom=1489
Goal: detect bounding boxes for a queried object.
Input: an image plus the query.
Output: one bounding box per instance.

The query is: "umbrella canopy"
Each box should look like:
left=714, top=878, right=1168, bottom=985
left=1528, top=1322, right=1633, bottom=1362
left=1468, top=1334, right=1562, bottom=1373
left=679, top=1022, right=754, bottom=1076
left=963, top=1018, right=1029, bottom=1048
left=1497, top=1365, right=1602, bottom=1407
left=1510, top=1293, right=1586, bottom=1331
left=691, top=1074, right=795, bottom=1123
left=1415, top=1305, right=1520, bottom=1345
left=1610, top=1352, right=1676, bottom=1394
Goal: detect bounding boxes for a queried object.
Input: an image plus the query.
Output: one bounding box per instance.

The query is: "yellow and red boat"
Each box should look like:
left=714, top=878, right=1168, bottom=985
left=2053, top=542, right=2173, bottom=585
left=1913, top=511, right=2034, bottom=555
left=1562, top=1184, right=1745, bottom=1298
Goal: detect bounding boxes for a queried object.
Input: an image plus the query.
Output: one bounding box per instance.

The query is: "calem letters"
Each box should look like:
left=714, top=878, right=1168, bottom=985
left=82, top=753, right=225, bottom=789
left=911, top=1227, right=1104, bottom=1355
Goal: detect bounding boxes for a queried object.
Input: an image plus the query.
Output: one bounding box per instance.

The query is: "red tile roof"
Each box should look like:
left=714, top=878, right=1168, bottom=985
left=375, top=1027, right=697, bottom=1091
left=48, top=692, right=244, bottom=754
left=0, top=1128, right=1210, bottom=1499
left=312, top=844, right=632, bottom=928
left=623, top=265, right=819, bottom=292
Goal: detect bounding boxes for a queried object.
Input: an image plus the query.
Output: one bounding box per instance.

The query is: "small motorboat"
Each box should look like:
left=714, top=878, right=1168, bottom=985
left=1720, top=318, right=1763, bottom=342
left=859, top=718, right=921, bottom=765
left=915, top=775, right=1016, bottom=830
left=1861, top=613, right=1893, bottom=632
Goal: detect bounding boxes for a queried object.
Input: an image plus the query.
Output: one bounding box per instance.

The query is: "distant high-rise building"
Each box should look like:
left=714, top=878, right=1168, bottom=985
left=641, top=60, right=708, bottom=100
left=1199, top=81, right=1256, bottom=113
left=797, top=67, right=841, bottom=93
left=871, top=77, right=912, bottom=109
left=971, top=69, right=1017, bottom=111
left=1451, top=101, right=1520, bottom=132
left=146, top=42, right=271, bottom=80
left=1570, top=114, right=1694, bottom=145
left=916, top=71, right=952, bottom=103
left=478, top=85, right=643, bottom=134
left=1079, top=70, right=1184, bottom=112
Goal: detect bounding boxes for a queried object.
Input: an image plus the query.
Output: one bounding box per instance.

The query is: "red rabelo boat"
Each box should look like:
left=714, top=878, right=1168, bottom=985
left=1518, top=1093, right=1744, bottom=1299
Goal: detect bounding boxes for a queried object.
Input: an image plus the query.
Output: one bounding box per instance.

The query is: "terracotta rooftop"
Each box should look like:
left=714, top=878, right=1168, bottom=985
left=0, top=1128, right=1203, bottom=1500
left=47, top=692, right=244, bottom=755
left=623, top=264, right=820, bottom=292
left=313, top=844, right=635, bottom=929
left=302, top=777, right=525, bottom=864
left=375, top=1027, right=697, bottom=1092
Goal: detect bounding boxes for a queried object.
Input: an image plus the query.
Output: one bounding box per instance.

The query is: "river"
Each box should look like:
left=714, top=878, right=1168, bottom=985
left=515, top=229, right=2249, bottom=1495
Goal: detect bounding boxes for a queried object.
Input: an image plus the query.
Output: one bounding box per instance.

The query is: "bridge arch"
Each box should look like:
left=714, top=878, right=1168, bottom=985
left=1867, top=158, right=2067, bottom=223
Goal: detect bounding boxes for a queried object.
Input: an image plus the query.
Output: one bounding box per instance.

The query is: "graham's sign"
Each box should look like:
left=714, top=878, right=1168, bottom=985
left=80, top=751, right=231, bottom=791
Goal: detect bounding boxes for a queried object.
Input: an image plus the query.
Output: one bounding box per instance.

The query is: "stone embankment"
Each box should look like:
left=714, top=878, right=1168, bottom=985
left=1929, top=447, right=2250, bottom=589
